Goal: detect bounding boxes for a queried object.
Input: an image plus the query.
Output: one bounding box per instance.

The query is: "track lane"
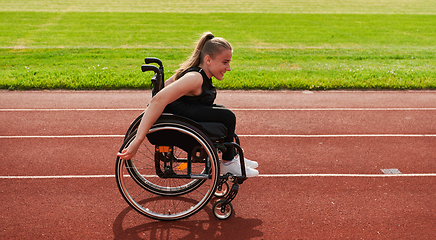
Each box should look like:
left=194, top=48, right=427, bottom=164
left=1, top=176, right=435, bottom=239
left=2, top=109, right=435, bottom=136
left=2, top=90, right=436, bottom=109
left=1, top=136, right=435, bottom=176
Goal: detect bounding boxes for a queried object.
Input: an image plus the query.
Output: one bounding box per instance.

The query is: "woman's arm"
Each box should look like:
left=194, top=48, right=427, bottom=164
left=117, top=72, right=203, bottom=160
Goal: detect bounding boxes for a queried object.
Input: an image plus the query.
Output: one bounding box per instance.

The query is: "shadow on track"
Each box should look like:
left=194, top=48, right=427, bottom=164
left=113, top=197, right=263, bottom=240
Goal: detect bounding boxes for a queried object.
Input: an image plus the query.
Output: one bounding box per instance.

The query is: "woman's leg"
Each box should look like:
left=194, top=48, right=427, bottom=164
left=170, top=104, right=259, bottom=177
left=189, top=105, right=236, bottom=160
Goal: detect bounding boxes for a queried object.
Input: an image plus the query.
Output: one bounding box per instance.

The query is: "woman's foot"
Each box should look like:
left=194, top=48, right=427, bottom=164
left=220, top=159, right=259, bottom=177
left=234, top=155, right=258, bottom=168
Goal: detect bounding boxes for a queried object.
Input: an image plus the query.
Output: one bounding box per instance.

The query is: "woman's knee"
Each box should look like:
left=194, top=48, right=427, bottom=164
left=221, top=109, right=236, bottom=127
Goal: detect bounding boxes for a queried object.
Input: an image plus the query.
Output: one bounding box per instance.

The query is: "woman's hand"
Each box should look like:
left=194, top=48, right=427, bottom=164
left=117, top=137, right=142, bottom=160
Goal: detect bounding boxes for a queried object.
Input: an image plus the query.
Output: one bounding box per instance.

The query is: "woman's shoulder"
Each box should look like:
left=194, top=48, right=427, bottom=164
left=178, top=67, right=207, bottom=83
left=181, top=66, right=202, bottom=76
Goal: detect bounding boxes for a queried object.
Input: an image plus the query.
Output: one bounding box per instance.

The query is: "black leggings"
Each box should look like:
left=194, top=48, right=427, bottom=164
left=166, top=104, right=236, bottom=160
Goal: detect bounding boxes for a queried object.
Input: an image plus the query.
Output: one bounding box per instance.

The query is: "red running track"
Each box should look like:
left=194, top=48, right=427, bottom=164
left=1, top=90, right=436, bottom=239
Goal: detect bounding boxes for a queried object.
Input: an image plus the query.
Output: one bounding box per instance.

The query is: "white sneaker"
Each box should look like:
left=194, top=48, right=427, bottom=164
left=220, top=159, right=259, bottom=177
left=234, top=155, right=259, bottom=169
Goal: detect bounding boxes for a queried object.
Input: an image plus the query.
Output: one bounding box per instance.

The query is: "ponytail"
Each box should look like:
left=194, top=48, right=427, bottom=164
left=175, top=32, right=232, bottom=80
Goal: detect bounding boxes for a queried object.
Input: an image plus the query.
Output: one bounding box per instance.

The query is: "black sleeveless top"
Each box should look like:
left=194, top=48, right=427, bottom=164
left=164, top=67, right=216, bottom=115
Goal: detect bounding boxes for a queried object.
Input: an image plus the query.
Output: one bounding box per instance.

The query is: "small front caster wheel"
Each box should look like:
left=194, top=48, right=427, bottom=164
left=212, top=199, right=233, bottom=220
left=214, top=181, right=229, bottom=198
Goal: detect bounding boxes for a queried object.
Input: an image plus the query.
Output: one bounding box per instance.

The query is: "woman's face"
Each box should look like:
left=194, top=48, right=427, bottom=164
left=206, top=49, right=232, bottom=80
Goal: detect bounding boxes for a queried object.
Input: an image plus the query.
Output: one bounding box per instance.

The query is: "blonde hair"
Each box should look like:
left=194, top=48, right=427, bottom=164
left=175, top=32, right=232, bottom=80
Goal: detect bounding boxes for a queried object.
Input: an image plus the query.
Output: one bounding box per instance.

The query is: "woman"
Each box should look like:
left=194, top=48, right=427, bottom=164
left=117, top=32, right=258, bottom=177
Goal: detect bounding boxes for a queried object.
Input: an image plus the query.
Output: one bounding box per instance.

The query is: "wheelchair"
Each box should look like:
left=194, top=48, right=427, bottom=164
left=115, top=58, right=249, bottom=221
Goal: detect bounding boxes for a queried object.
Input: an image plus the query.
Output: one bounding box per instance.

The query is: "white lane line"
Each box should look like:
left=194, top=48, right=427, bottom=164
left=0, top=175, right=116, bottom=179
left=1, top=108, right=436, bottom=111
left=2, top=134, right=436, bottom=139
left=239, top=134, right=436, bottom=137
left=1, top=173, right=436, bottom=179
left=234, top=108, right=436, bottom=111
left=0, top=135, right=124, bottom=139
left=259, top=173, right=436, bottom=177
left=0, top=108, right=145, bottom=111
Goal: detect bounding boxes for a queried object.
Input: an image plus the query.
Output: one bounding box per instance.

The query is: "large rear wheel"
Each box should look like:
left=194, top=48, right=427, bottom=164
left=116, top=124, right=219, bottom=221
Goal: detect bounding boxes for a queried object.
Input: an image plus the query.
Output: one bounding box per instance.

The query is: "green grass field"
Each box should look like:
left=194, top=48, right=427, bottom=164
left=1, top=0, right=435, bottom=90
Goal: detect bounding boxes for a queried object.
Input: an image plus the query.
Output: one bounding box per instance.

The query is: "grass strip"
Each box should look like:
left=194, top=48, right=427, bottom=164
left=2, top=47, right=434, bottom=90
left=1, top=12, right=435, bottom=90
left=1, top=0, right=435, bottom=14
left=2, top=12, right=435, bottom=49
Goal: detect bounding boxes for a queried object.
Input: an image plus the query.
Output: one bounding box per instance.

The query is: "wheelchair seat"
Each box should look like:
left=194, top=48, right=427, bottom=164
left=198, top=122, right=227, bottom=141
left=149, top=113, right=227, bottom=141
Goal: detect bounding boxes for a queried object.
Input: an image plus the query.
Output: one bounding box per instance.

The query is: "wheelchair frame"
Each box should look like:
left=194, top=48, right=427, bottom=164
left=115, top=58, right=248, bottom=220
